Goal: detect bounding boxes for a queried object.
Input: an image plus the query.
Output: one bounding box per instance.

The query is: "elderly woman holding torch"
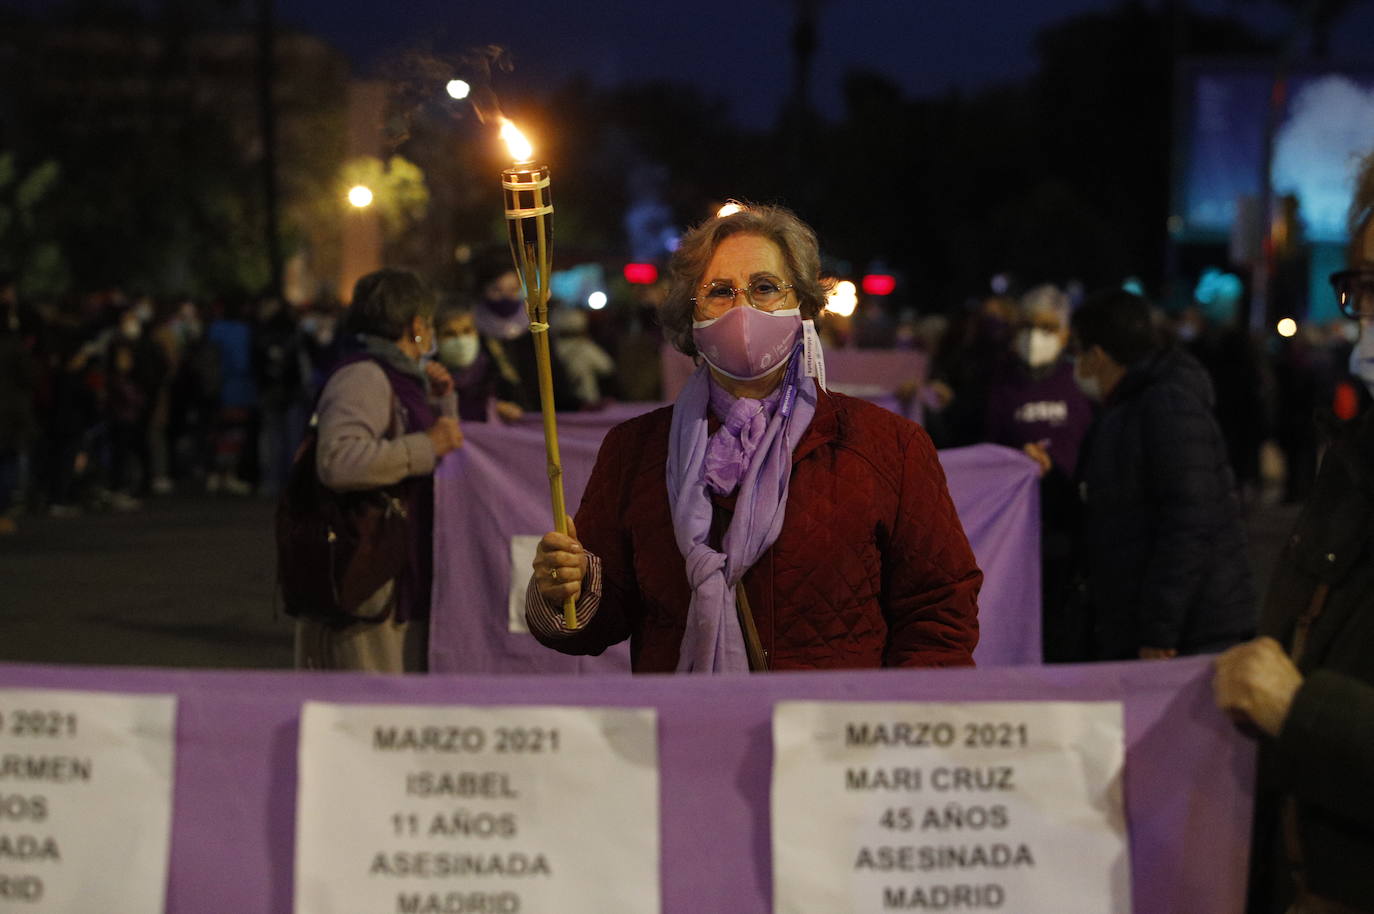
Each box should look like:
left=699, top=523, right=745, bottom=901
left=524, top=204, right=980, bottom=672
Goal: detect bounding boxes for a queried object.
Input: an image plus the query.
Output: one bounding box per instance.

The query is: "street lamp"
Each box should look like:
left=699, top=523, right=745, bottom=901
left=446, top=79, right=471, bottom=100
left=826, top=280, right=858, bottom=317
left=347, top=185, right=374, bottom=208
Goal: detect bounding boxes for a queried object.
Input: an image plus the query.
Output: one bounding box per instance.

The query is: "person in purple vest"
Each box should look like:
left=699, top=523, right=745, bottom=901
left=434, top=303, right=524, bottom=424
left=985, top=284, right=1093, bottom=477
left=296, top=269, right=464, bottom=673
left=983, top=284, right=1094, bottom=661
left=470, top=261, right=582, bottom=414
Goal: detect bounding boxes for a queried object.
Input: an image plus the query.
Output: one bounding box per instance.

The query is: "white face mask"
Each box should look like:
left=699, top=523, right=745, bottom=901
left=440, top=334, right=481, bottom=369
left=1016, top=328, right=1064, bottom=368
left=1073, top=356, right=1103, bottom=402
left=1349, top=322, right=1374, bottom=396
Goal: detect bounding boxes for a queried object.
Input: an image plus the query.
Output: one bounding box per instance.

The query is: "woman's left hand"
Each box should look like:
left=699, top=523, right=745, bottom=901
left=424, top=360, right=454, bottom=397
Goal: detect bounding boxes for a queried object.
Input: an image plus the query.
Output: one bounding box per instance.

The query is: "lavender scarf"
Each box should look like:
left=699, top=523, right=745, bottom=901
left=666, top=345, right=817, bottom=673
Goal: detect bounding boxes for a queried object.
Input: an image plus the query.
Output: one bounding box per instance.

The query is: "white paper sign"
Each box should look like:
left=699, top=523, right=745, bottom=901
left=295, top=702, right=660, bottom=914
left=0, top=688, right=177, bottom=911
left=773, top=701, right=1129, bottom=914
left=507, top=536, right=542, bottom=633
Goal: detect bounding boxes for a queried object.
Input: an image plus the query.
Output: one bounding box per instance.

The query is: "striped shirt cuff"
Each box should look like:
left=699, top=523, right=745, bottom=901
left=525, top=554, right=602, bottom=639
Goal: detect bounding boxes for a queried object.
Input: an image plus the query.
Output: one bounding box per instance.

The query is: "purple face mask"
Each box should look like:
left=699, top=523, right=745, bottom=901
left=692, top=306, right=802, bottom=381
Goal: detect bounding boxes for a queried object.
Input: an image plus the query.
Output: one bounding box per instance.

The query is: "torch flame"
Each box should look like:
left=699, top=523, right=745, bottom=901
left=500, top=118, right=534, bottom=164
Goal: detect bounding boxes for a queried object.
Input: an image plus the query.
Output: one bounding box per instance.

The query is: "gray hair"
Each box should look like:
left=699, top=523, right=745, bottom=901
left=344, top=268, right=437, bottom=340
left=661, top=203, right=828, bottom=357
left=1019, top=284, right=1070, bottom=324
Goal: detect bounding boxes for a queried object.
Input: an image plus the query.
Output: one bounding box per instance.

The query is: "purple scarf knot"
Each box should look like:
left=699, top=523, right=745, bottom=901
left=703, top=383, right=783, bottom=496
left=666, top=345, right=817, bottom=673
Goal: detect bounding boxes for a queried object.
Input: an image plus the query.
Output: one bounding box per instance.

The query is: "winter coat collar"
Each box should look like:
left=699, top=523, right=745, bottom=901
left=1107, top=345, right=1215, bottom=410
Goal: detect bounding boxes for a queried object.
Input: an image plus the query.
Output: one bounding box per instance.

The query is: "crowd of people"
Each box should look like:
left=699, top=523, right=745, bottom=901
left=4, top=151, right=1374, bottom=909
left=0, top=277, right=342, bottom=525
left=517, top=165, right=1374, bottom=911
left=0, top=260, right=647, bottom=533
left=0, top=231, right=1364, bottom=676
left=0, top=261, right=1356, bottom=527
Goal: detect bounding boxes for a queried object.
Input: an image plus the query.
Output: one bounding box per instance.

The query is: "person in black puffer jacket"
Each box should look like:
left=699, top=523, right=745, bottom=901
left=1068, top=289, right=1256, bottom=662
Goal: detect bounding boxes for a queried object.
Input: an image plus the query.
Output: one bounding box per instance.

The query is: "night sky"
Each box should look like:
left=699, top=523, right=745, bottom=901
left=2, top=0, right=1371, bottom=123
left=267, top=0, right=1374, bottom=123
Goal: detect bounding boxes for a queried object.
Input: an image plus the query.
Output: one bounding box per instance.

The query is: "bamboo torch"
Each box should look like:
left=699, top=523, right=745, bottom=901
left=499, top=119, right=579, bottom=630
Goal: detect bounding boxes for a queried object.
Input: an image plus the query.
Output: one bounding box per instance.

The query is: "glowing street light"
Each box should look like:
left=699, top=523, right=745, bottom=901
left=1277, top=317, right=1298, bottom=338
left=347, top=185, right=374, bottom=208
left=827, top=280, right=858, bottom=317
left=587, top=291, right=608, bottom=310
left=446, top=79, right=471, bottom=100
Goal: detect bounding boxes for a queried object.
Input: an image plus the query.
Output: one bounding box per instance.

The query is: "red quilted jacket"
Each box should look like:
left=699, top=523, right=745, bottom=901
left=536, top=386, right=982, bottom=671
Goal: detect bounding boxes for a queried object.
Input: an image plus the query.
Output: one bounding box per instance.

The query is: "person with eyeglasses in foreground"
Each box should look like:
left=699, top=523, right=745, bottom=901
left=1213, top=152, right=1374, bottom=913
left=524, top=204, right=981, bottom=672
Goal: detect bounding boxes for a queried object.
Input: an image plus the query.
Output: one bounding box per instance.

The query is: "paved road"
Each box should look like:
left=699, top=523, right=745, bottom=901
left=0, top=495, right=292, bottom=668
left=0, top=492, right=1301, bottom=670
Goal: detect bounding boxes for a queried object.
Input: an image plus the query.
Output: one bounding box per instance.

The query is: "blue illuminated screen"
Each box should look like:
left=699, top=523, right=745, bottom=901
left=1176, top=67, right=1374, bottom=244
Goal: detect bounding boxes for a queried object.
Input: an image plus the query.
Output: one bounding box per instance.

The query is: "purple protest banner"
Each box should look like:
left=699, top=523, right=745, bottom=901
left=0, top=656, right=1254, bottom=913
left=429, top=412, right=1041, bottom=674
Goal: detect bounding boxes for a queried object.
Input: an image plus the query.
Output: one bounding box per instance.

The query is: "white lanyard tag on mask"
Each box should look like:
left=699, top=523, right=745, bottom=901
left=802, top=318, right=827, bottom=391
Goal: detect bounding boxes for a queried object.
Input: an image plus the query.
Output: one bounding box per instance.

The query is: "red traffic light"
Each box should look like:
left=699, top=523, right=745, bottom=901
left=862, top=274, right=896, bottom=296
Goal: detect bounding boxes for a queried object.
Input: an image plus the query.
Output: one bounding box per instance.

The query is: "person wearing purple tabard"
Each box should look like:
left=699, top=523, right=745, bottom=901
left=295, top=269, right=464, bottom=673
left=469, top=261, right=582, bottom=416
left=983, top=285, right=1093, bottom=661
left=434, top=303, right=524, bottom=425
left=525, top=204, right=982, bottom=673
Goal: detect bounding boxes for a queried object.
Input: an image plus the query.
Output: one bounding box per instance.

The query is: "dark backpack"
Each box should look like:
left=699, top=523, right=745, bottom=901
left=275, top=423, right=413, bottom=627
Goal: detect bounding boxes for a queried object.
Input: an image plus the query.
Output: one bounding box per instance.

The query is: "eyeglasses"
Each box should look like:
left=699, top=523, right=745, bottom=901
left=691, top=278, right=794, bottom=316
left=1331, top=269, right=1374, bottom=319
